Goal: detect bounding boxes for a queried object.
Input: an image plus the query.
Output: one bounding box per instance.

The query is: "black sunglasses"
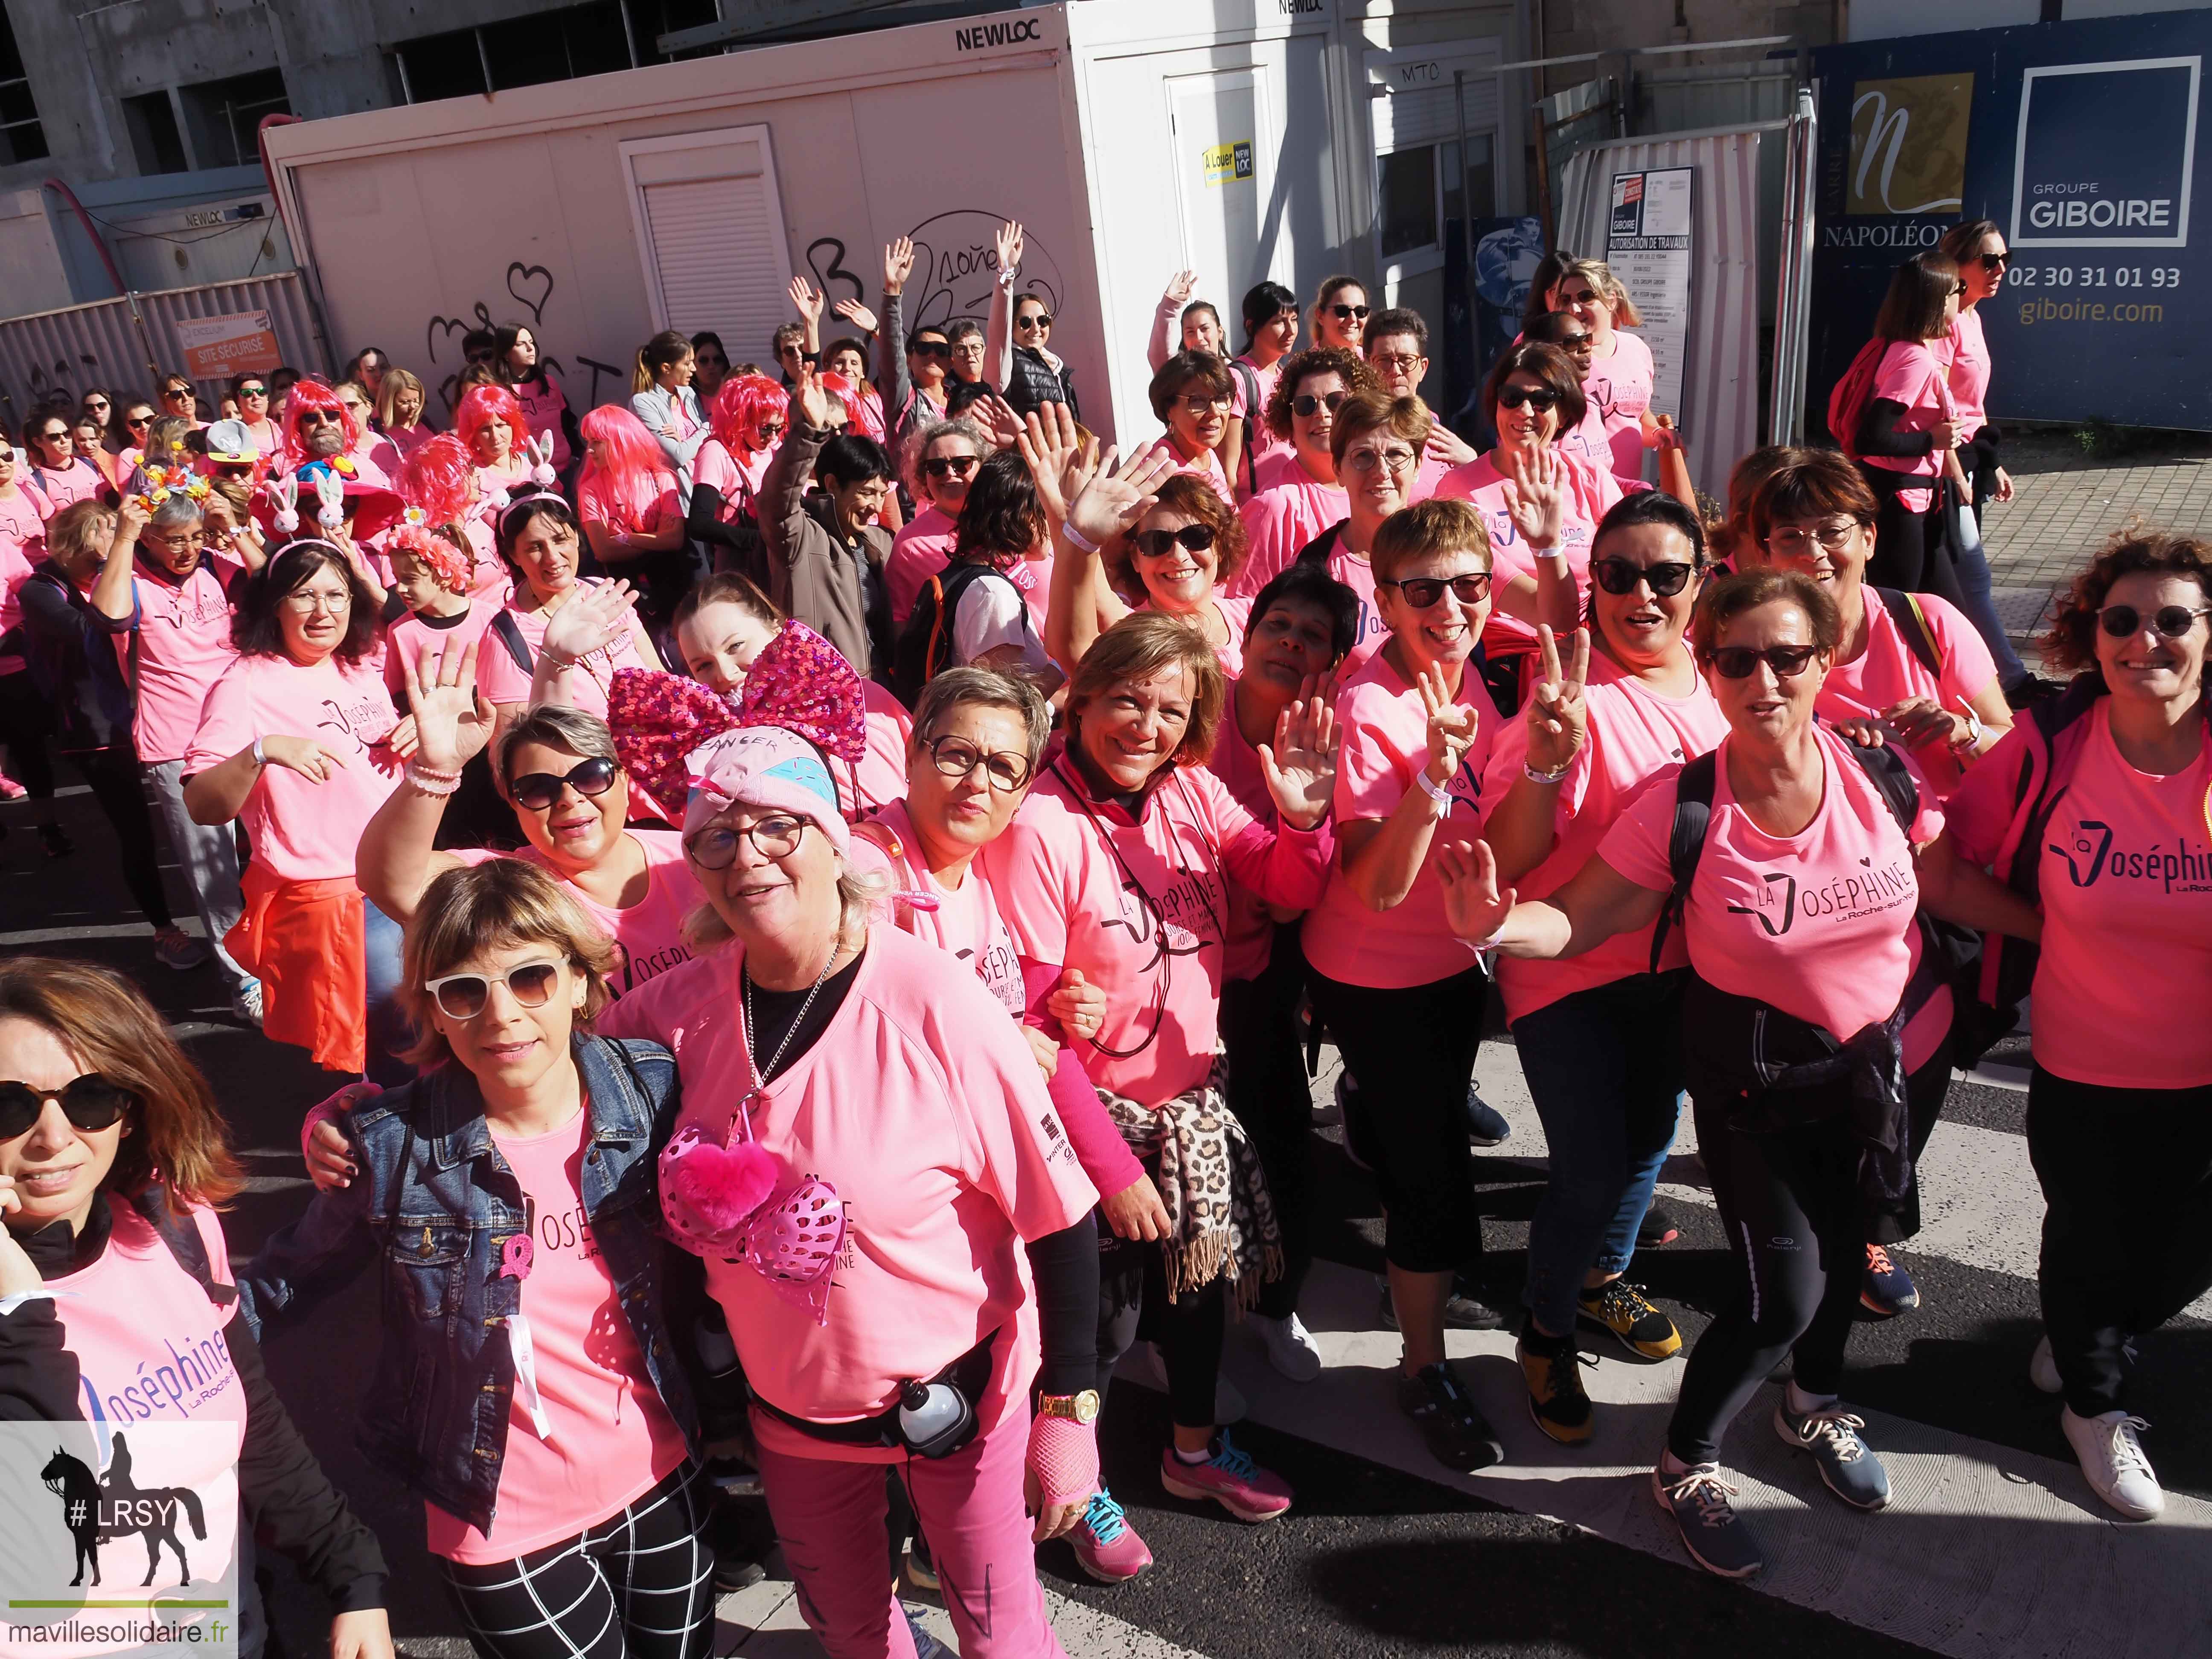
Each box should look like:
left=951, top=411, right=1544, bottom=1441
left=922, top=733, right=1033, bottom=792
left=696, top=353, right=729, bottom=367
left=1292, top=390, right=1349, bottom=418
left=1382, top=572, right=1491, bottom=609
left=0, top=1074, right=135, bottom=1141
left=1979, top=252, right=2009, bottom=270
left=923, top=454, right=979, bottom=480
left=2097, top=603, right=2212, bottom=640
left=1706, top=643, right=1820, bottom=679
left=1131, top=523, right=1217, bottom=559
left=1591, top=558, right=1697, bottom=597
left=509, top=756, right=620, bottom=811
left=1016, top=311, right=1053, bottom=329
left=1328, top=303, right=1370, bottom=321
left=125, top=416, right=151, bottom=429
left=912, top=341, right=952, bottom=359
left=1497, top=386, right=1559, bottom=413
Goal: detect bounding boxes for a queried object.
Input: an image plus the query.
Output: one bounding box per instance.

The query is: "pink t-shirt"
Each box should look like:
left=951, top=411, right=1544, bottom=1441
left=867, top=798, right=1025, bottom=1016
left=1947, top=703, right=2212, bottom=1089
left=1232, top=355, right=1289, bottom=482
left=838, top=680, right=912, bottom=821
left=1205, top=698, right=1284, bottom=984
left=690, top=438, right=774, bottom=522
left=1816, top=588, right=1998, bottom=800
left=1302, top=651, right=1495, bottom=990
left=1861, top=339, right=1953, bottom=512
left=1557, top=394, right=1613, bottom=471
left=595, top=927, right=1097, bottom=1460
left=384, top=594, right=504, bottom=699
left=31, top=457, right=108, bottom=513
left=1481, top=657, right=1728, bottom=1022
left=1142, top=436, right=1234, bottom=508
left=43, top=1199, right=245, bottom=1628
left=352, top=432, right=402, bottom=484
left=183, top=651, right=400, bottom=883
left=1598, top=723, right=1950, bottom=1067
left=1947, top=307, right=1991, bottom=442
left=1008, top=549, right=1054, bottom=634
left=575, top=470, right=680, bottom=543
left=387, top=422, right=436, bottom=462
left=1233, top=461, right=1346, bottom=600
left=1138, top=594, right=1249, bottom=678
left=425, top=1107, right=687, bottom=1563
left=0, top=485, right=52, bottom=676
left=984, top=756, right=1331, bottom=1106
left=1407, top=451, right=1452, bottom=505
left=477, top=583, right=655, bottom=718
left=516, top=372, right=573, bottom=473
left=887, top=504, right=958, bottom=626
left=1586, top=329, right=1655, bottom=482
left=455, top=830, right=700, bottom=997
left=1433, top=448, right=1624, bottom=651
left=125, top=564, right=238, bottom=763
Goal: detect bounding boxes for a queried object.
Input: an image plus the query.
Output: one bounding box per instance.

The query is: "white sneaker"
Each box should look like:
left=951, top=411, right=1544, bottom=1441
left=1126, top=1341, right=1246, bottom=1423
left=2061, top=1407, right=2164, bottom=1520
left=230, top=979, right=265, bottom=1028
left=1256, top=1313, right=1322, bottom=1383
left=2028, top=1334, right=2062, bottom=1395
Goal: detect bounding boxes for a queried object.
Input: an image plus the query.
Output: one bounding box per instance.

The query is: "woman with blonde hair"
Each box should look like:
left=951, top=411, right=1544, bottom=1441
left=0, top=957, right=392, bottom=1657
left=1551, top=258, right=1659, bottom=484
left=373, top=366, right=436, bottom=461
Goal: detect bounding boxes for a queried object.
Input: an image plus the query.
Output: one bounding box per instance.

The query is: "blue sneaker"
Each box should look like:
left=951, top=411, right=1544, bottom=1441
left=1860, top=1244, right=1919, bottom=1317
left=1652, top=1461, right=1763, bottom=1579
left=1774, top=1402, right=1891, bottom=1511
left=1465, top=1087, right=1511, bottom=1146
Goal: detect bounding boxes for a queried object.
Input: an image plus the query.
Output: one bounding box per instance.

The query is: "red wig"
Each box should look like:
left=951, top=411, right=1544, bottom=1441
left=279, top=376, right=355, bottom=472
left=577, top=405, right=675, bottom=519
left=396, top=433, right=477, bottom=528
left=453, top=383, right=530, bottom=461
left=710, top=373, right=789, bottom=453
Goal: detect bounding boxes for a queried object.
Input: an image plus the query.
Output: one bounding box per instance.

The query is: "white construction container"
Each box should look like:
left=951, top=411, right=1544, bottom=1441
left=261, top=0, right=1520, bottom=446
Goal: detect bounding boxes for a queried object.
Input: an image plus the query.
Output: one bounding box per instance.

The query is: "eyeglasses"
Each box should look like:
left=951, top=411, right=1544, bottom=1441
left=696, top=353, right=728, bottom=368
left=281, top=588, right=353, bottom=614
left=1328, top=303, right=1370, bottom=321
left=923, top=454, right=979, bottom=480
left=912, top=341, right=952, bottom=360
left=1292, top=390, right=1348, bottom=418
left=1557, top=289, right=1602, bottom=308
left=1131, top=523, right=1217, bottom=560
left=1979, top=251, right=2009, bottom=271
left=2096, top=603, right=2212, bottom=640
left=1371, top=352, right=1423, bottom=373
left=1344, top=446, right=1417, bottom=475
left=922, top=733, right=1034, bottom=792
left=0, top=1074, right=136, bottom=1141
left=1176, top=394, right=1230, bottom=415
left=1706, top=643, right=1821, bottom=679
left=1016, top=311, right=1053, bottom=330
left=754, top=421, right=786, bottom=441
left=1382, top=572, right=1491, bottom=609
left=508, top=756, right=619, bottom=811
left=422, top=960, right=565, bottom=1021
left=239, top=384, right=268, bottom=397
left=1591, top=558, right=1697, bottom=597
left=1497, top=386, right=1559, bottom=413
left=150, top=530, right=207, bottom=551
left=1765, top=521, right=1862, bottom=555
left=38, top=428, right=69, bottom=444
left=84, top=399, right=109, bottom=412
left=686, top=813, right=807, bottom=870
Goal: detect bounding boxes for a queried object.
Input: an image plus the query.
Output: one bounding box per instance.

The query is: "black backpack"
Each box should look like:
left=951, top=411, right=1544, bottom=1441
left=888, top=560, right=1017, bottom=708
left=1230, top=359, right=1263, bottom=499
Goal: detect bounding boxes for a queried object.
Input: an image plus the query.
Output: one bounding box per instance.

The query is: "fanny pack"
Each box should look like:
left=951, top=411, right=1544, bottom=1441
left=751, top=1326, right=999, bottom=1458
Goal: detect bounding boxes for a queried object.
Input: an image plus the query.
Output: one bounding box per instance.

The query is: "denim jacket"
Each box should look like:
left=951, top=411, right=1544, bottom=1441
left=236, top=1035, right=730, bottom=1535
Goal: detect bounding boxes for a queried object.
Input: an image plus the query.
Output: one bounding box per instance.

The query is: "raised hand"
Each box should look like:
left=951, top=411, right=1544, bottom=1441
left=883, top=236, right=915, bottom=295
left=0, top=1175, right=42, bottom=1296
left=1164, top=270, right=1198, bottom=305
left=1016, top=405, right=1096, bottom=524
left=786, top=275, right=825, bottom=323
left=1257, top=686, right=1339, bottom=830
left=259, top=734, right=352, bottom=783
left=1417, top=662, right=1480, bottom=792
left=542, top=579, right=639, bottom=666
left=1435, top=839, right=1515, bottom=944
left=1065, top=445, right=1177, bottom=550
left=971, top=393, right=1024, bottom=451
left=1500, top=443, right=1565, bottom=551
left=831, top=297, right=879, bottom=336
left=995, top=219, right=1026, bottom=274
left=1525, top=624, right=1590, bottom=775
left=402, top=638, right=494, bottom=774
left=791, top=363, right=833, bottom=430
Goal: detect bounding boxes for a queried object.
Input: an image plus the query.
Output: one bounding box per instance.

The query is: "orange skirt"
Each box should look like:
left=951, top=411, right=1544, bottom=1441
left=226, top=864, right=368, bottom=1074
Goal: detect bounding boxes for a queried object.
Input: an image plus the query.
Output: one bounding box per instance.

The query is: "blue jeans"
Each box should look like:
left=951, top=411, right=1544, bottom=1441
left=361, top=897, right=413, bottom=1088
left=1514, top=971, right=1686, bottom=1337
left=1950, top=532, right=2029, bottom=689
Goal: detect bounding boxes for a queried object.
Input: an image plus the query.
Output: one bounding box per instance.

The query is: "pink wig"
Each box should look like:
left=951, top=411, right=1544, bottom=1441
left=577, top=405, right=676, bottom=516
left=453, top=383, right=530, bottom=460
left=396, top=433, right=477, bottom=528
left=280, top=376, right=355, bottom=472
left=710, top=373, right=789, bottom=452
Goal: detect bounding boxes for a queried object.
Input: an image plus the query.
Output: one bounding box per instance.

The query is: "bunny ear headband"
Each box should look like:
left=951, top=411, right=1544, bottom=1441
left=315, top=470, right=347, bottom=530
left=524, top=433, right=557, bottom=489
left=269, top=474, right=301, bottom=535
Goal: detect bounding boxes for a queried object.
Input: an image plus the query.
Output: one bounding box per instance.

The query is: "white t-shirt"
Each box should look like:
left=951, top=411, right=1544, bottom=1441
left=952, top=565, right=1052, bottom=677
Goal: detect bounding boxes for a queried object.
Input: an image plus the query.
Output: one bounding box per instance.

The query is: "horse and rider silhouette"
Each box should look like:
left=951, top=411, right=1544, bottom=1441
left=39, top=1435, right=207, bottom=1589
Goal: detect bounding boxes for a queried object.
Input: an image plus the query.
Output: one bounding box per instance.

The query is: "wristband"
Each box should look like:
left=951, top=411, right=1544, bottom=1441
left=542, top=646, right=583, bottom=669
left=1060, top=520, right=1101, bottom=556
left=1414, top=768, right=1452, bottom=806
left=406, top=762, right=463, bottom=796
left=250, top=737, right=266, bottom=768
left=1523, top=759, right=1572, bottom=785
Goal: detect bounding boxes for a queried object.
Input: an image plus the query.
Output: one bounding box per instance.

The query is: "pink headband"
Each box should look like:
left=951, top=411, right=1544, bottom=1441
left=682, top=725, right=850, bottom=858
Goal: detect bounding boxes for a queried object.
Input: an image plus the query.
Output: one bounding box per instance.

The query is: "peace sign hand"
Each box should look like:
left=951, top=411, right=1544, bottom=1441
left=402, top=638, right=494, bottom=775
left=1416, top=662, right=1480, bottom=793
left=1257, top=682, right=1339, bottom=830
left=1525, top=624, right=1590, bottom=775
left=1500, top=443, right=1565, bottom=552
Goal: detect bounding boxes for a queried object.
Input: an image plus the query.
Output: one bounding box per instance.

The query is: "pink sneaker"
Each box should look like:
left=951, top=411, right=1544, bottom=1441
left=0, top=771, right=23, bottom=800
left=1158, top=1431, right=1292, bottom=1522
left=1068, top=1489, right=1152, bottom=1583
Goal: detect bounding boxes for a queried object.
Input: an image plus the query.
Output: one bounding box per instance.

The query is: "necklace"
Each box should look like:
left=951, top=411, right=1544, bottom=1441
left=738, top=946, right=839, bottom=1111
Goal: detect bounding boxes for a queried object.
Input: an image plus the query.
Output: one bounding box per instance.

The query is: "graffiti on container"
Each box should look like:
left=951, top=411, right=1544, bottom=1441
left=804, top=238, right=867, bottom=310
left=0, top=353, right=102, bottom=425
left=902, top=211, right=1063, bottom=331
left=423, top=261, right=575, bottom=413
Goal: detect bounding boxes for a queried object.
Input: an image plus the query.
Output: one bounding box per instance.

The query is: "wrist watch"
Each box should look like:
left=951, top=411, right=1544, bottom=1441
left=1036, top=1389, right=1100, bottom=1423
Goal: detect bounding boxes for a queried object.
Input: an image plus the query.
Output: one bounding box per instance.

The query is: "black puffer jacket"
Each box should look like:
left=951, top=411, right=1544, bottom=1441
left=1002, top=345, right=1079, bottom=423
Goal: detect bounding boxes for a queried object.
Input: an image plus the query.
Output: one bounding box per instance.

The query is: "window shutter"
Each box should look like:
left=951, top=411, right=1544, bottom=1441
left=640, top=173, right=788, bottom=352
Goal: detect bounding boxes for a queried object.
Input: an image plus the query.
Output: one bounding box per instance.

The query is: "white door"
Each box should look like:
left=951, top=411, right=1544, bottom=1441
left=1167, top=73, right=1270, bottom=323
left=620, top=126, right=795, bottom=352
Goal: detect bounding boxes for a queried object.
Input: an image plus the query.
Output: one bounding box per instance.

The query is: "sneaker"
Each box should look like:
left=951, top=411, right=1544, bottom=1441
left=1637, top=1202, right=1681, bottom=1249
left=1519, top=1336, right=1595, bottom=1445
left=713, top=1550, right=766, bottom=1593
left=1158, top=1430, right=1292, bottom=1522
left=1255, top=1312, right=1322, bottom=1383
left=2029, top=1333, right=2063, bottom=1395
left=38, top=822, right=72, bottom=859
left=1395, top=1361, right=1504, bottom=1472
left=1464, top=1088, right=1511, bottom=1147
left=1126, top=1340, right=1245, bottom=1424
left=0, top=771, right=23, bottom=800
left=1377, top=1281, right=1508, bottom=1333
left=154, top=927, right=210, bottom=972
left=1861, top=1243, right=1919, bottom=1317
left=1578, top=1280, right=1683, bottom=1360
left=905, top=1528, right=938, bottom=1591
left=1652, top=1461, right=1763, bottom=1578
left=2061, top=1407, right=2164, bottom=1520
left=230, top=980, right=265, bottom=1028
left=1068, top=1488, right=1153, bottom=1582
left=905, top=1610, right=951, bottom=1659
left=1773, top=1401, right=1891, bottom=1511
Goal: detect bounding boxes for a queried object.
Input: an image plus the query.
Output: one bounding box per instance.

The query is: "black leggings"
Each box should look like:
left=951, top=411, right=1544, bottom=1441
left=1222, top=923, right=1311, bottom=1320
left=1097, top=1151, right=1228, bottom=1431
left=1860, top=463, right=1966, bottom=608
left=76, top=741, right=172, bottom=929
left=1668, top=1051, right=1951, bottom=1466
left=0, top=669, right=54, bottom=798
left=440, top=1461, right=714, bottom=1659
